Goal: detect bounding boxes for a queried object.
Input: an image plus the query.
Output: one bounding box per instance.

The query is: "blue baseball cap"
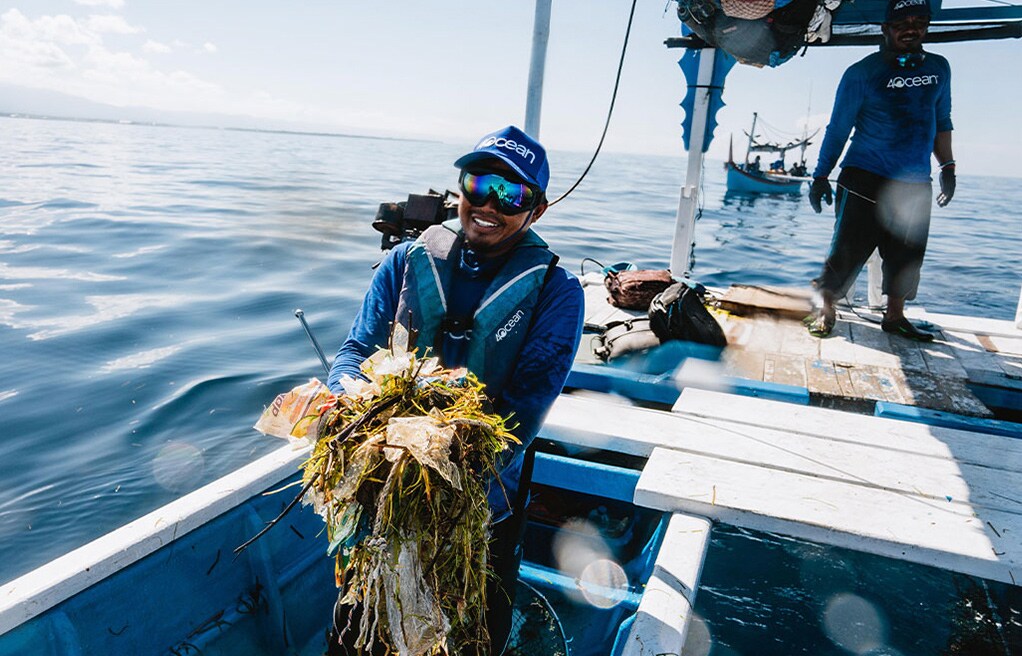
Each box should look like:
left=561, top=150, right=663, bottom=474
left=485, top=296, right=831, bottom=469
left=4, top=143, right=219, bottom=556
left=453, top=125, right=550, bottom=192
left=886, top=0, right=931, bottom=22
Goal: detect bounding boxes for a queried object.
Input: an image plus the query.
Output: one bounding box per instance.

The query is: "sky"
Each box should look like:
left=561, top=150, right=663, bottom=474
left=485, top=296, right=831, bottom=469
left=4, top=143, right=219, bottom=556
left=1, top=0, right=1020, bottom=177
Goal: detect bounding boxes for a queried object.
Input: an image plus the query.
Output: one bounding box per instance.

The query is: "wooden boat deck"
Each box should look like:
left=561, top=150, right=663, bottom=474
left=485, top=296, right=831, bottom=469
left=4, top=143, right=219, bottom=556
left=579, top=275, right=1022, bottom=418
left=542, top=390, right=1022, bottom=586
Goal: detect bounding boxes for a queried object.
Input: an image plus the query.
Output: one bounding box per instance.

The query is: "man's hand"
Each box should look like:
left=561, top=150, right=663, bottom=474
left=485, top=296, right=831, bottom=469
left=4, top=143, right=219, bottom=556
left=809, top=177, right=833, bottom=214
left=937, top=166, right=956, bottom=207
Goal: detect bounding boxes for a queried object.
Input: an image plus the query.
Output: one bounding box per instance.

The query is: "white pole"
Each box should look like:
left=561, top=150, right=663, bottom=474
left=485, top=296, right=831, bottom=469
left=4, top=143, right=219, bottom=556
left=1015, top=285, right=1022, bottom=329
left=671, top=48, right=716, bottom=277
left=524, top=0, right=552, bottom=139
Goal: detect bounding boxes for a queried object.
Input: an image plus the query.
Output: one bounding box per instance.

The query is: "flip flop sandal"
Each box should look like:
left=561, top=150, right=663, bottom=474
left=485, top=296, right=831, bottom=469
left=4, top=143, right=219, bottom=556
left=806, top=315, right=834, bottom=338
left=882, top=317, right=935, bottom=342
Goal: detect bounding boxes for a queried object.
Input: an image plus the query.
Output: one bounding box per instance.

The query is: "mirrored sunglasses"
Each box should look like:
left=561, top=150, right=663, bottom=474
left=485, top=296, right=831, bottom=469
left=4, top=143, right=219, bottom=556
left=459, top=171, right=541, bottom=215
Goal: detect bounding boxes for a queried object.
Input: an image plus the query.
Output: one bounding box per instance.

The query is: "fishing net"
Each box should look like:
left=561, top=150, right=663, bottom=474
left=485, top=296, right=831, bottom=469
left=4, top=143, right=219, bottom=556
left=253, top=333, right=519, bottom=656
left=506, top=581, right=570, bottom=656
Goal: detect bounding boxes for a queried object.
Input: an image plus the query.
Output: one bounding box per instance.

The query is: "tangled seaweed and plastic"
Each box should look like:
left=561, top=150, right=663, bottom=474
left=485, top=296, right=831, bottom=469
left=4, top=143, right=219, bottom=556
left=251, top=337, right=518, bottom=655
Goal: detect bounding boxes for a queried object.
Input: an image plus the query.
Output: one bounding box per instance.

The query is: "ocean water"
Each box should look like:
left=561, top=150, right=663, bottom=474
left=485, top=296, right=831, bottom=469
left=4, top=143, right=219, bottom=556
left=1, top=117, right=1020, bottom=646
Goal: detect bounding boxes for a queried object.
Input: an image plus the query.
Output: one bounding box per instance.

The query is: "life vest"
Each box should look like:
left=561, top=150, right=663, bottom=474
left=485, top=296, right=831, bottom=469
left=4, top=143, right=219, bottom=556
left=395, top=219, right=557, bottom=399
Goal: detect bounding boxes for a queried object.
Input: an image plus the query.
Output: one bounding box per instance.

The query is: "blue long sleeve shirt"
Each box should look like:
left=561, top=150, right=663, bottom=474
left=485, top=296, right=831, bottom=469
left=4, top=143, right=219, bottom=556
left=814, top=50, right=952, bottom=183
left=328, top=240, right=585, bottom=521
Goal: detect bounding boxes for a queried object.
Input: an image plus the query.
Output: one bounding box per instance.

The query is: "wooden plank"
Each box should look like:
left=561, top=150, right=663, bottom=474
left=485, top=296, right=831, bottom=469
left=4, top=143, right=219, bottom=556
left=1001, top=357, right=1022, bottom=380
left=946, top=331, right=1006, bottom=374
left=875, top=402, right=1022, bottom=439
left=847, top=365, right=888, bottom=402
left=716, top=285, right=814, bottom=319
left=967, top=368, right=1022, bottom=394
left=943, top=377, right=998, bottom=417
left=671, top=389, right=1022, bottom=471
left=833, top=361, right=857, bottom=398
left=805, top=359, right=845, bottom=398
left=763, top=354, right=807, bottom=388
left=977, top=334, right=1000, bottom=353
left=778, top=315, right=821, bottom=359
left=987, top=335, right=1022, bottom=356
left=846, top=319, right=900, bottom=368
left=907, top=374, right=995, bottom=418
left=885, top=331, right=929, bottom=373
left=620, top=514, right=711, bottom=656
left=817, top=317, right=856, bottom=364
left=544, top=395, right=1022, bottom=509
left=908, top=310, right=1022, bottom=339
left=868, top=365, right=908, bottom=404
left=920, top=341, right=969, bottom=379
left=722, top=348, right=765, bottom=381
left=741, top=317, right=788, bottom=354
left=720, top=315, right=754, bottom=348
left=566, top=363, right=809, bottom=407
left=634, top=447, right=1021, bottom=586
left=566, top=365, right=681, bottom=406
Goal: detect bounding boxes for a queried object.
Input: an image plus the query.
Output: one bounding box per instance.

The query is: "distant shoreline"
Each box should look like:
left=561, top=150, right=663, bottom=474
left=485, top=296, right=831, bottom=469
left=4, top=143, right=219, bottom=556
left=0, top=112, right=439, bottom=145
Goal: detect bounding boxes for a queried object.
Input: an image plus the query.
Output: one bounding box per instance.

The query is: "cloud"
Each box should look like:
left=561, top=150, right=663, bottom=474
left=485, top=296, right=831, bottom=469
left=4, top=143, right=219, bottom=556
left=85, top=14, right=141, bottom=35
left=142, top=39, right=171, bottom=54
left=0, top=8, right=350, bottom=133
left=0, top=8, right=222, bottom=111
left=74, top=0, right=126, bottom=7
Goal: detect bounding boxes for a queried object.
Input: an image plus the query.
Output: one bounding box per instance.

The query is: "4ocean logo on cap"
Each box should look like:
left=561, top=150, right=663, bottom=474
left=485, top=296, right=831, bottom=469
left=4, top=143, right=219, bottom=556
left=890, top=0, right=928, bottom=13
left=477, top=137, right=537, bottom=165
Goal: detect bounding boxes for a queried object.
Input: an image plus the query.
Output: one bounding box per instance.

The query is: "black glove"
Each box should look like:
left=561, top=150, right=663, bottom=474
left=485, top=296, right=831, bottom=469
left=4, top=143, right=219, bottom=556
left=809, top=177, right=833, bottom=214
left=937, top=166, right=956, bottom=207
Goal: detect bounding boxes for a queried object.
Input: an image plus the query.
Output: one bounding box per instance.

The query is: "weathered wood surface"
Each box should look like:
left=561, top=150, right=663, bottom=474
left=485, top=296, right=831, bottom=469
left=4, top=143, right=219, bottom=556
left=717, top=306, right=997, bottom=417
left=716, top=284, right=814, bottom=319
left=543, top=392, right=1022, bottom=585
left=579, top=278, right=1016, bottom=417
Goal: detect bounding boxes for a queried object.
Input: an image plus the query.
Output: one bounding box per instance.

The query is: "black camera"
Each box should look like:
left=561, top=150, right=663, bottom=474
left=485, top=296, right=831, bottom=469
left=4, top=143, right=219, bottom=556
left=372, top=190, right=459, bottom=250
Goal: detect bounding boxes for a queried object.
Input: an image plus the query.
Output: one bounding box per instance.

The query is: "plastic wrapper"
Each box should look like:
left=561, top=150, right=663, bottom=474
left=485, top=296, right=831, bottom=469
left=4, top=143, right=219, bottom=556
left=253, top=378, right=334, bottom=446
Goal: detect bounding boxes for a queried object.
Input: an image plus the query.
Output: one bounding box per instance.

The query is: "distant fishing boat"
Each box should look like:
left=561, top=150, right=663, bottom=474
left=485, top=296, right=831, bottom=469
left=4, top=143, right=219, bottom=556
left=725, top=112, right=815, bottom=194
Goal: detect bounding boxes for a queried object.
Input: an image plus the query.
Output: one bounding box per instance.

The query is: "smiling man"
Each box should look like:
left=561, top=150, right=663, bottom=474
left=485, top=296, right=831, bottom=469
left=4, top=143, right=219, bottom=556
left=326, top=125, right=584, bottom=654
left=806, top=0, right=955, bottom=341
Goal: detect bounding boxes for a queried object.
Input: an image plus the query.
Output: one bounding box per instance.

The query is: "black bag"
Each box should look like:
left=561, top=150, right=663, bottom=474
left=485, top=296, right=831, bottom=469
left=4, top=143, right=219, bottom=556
left=648, top=282, right=727, bottom=347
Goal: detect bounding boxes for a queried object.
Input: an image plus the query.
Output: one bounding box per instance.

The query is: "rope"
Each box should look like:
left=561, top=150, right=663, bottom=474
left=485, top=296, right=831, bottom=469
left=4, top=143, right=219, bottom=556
left=549, top=0, right=638, bottom=207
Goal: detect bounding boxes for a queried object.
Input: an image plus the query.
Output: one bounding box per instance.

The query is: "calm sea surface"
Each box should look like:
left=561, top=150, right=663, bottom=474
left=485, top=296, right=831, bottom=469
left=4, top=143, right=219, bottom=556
left=2, top=117, right=1020, bottom=649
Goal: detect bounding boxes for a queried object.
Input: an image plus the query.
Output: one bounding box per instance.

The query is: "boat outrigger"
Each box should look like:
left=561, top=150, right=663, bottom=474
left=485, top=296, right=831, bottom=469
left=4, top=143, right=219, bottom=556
left=1, top=0, right=1020, bottom=654
left=725, top=112, right=815, bottom=194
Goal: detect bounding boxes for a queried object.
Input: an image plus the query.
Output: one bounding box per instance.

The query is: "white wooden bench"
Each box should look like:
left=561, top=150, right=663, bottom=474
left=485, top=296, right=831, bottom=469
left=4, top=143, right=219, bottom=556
left=543, top=392, right=1022, bottom=586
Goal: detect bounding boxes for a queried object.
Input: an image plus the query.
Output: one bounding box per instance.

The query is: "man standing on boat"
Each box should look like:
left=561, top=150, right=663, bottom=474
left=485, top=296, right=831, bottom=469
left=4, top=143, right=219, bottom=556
left=806, top=0, right=955, bottom=341
left=325, top=125, right=585, bottom=654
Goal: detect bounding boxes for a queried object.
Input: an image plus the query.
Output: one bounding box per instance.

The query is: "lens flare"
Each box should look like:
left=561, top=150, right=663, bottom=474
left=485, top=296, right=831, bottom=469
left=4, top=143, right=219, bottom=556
left=578, top=558, right=629, bottom=609
left=152, top=441, right=205, bottom=493
left=822, top=592, right=888, bottom=654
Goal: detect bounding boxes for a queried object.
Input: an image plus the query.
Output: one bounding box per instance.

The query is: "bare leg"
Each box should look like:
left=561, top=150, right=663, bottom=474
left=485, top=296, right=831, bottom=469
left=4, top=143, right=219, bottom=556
left=884, top=296, right=906, bottom=323
left=881, top=296, right=933, bottom=341
left=807, top=289, right=836, bottom=338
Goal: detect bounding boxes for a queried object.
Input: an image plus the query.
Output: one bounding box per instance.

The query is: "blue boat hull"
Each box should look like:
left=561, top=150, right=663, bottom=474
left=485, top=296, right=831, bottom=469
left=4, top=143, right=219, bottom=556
left=0, top=447, right=667, bottom=656
left=726, top=162, right=804, bottom=194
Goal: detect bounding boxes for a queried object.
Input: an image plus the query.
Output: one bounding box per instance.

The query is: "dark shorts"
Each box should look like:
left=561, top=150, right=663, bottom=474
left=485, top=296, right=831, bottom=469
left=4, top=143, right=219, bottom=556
left=815, top=167, right=932, bottom=301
